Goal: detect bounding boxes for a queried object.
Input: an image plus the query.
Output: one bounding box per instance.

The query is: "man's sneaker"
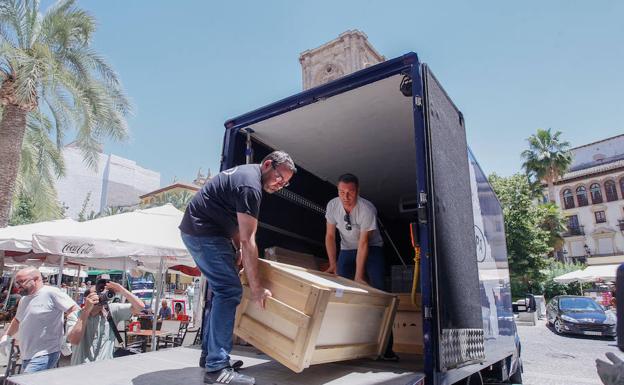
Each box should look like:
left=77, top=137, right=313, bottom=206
left=204, top=367, right=255, bottom=385
left=199, top=354, right=243, bottom=371
left=378, top=350, right=400, bottom=362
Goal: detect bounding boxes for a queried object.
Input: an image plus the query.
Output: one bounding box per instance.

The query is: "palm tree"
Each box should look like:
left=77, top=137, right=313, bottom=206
left=0, top=0, right=131, bottom=227
left=521, top=128, right=572, bottom=203
left=144, top=191, right=194, bottom=211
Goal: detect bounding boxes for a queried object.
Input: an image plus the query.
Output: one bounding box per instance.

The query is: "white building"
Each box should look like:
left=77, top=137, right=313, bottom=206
left=56, top=143, right=160, bottom=219
left=550, top=134, right=624, bottom=263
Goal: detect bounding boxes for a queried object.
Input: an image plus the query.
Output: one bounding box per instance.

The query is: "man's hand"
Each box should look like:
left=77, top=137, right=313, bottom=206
left=0, top=334, right=12, bottom=357
left=105, top=281, right=124, bottom=293
left=83, top=292, right=99, bottom=314
left=354, top=275, right=368, bottom=286
left=597, top=352, right=624, bottom=385
left=251, top=287, right=272, bottom=309
left=324, top=264, right=336, bottom=274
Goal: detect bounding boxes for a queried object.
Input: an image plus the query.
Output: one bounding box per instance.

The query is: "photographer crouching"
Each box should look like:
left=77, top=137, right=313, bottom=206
left=66, top=278, right=145, bottom=365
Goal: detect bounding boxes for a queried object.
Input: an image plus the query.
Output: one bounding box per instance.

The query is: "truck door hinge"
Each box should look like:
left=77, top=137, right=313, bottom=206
left=424, top=306, right=433, bottom=319
left=417, top=191, right=428, bottom=224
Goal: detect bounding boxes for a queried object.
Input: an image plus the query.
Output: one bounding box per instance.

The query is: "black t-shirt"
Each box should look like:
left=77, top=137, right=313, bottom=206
left=179, top=164, right=263, bottom=238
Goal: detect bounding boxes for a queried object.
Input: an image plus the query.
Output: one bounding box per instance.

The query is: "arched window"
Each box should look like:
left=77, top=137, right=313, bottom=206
left=605, top=180, right=618, bottom=202
left=576, top=186, right=588, bottom=207
left=590, top=183, right=603, bottom=204
left=562, top=189, right=575, bottom=209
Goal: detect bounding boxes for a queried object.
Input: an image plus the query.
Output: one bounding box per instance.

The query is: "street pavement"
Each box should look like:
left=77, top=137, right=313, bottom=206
left=518, top=319, right=619, bottom=385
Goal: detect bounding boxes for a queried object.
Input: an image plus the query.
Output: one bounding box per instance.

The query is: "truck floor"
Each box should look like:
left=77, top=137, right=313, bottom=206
left=6, top=346, right=425, bottom=385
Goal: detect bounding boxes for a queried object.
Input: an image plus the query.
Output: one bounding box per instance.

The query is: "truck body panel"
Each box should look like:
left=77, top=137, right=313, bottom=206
left=223, top=52, right=520, bottom=385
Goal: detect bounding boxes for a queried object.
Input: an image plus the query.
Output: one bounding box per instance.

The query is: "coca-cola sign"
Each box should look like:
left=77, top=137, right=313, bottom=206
left=61, top=242, right=95, bottom=255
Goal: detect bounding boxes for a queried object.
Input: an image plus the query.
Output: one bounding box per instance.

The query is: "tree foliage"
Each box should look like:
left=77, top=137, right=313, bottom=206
left=142, top=191, right=193, bottom=211
left=8, top=192, right=35, bottom=225
left=489, top=173, right=552, bottom=297
left=0, top=0, right=131, bottom=227
left=521, top=128, right=572, bottom=202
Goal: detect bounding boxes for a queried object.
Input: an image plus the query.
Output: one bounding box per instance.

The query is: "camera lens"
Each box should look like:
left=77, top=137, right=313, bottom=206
left=107, top=290, right=115, bottom=299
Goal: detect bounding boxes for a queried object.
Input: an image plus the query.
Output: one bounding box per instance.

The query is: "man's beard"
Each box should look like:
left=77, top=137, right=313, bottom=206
left=19, top=286, right=33, bottom=296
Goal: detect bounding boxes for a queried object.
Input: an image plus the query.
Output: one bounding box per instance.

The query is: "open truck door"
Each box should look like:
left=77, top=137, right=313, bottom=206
left=416, top=65, right=486, bottom=374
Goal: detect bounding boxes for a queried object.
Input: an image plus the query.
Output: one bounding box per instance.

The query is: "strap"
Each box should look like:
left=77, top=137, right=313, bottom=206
left=104, top=305, right=125, bottom=346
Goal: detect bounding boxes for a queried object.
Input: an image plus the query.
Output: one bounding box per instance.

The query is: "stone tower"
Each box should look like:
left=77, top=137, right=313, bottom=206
left=299, top=30, right=385, bottom=90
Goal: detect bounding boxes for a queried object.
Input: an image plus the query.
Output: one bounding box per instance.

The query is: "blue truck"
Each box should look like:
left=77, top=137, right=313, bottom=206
left=5, top=52, right=522, bottom=385
left=221, top=52, right=523, bottom=385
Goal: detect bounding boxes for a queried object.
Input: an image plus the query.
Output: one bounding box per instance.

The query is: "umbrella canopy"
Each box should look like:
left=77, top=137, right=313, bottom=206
left=553, top=269, right=587, bottom=284
left=579, top=264, right=618, bottom=282
left=0, top=219, right=78, bottom=252
left=32, top=204, right=194, bottom=266
left=553, top=264, right=619, bottom=284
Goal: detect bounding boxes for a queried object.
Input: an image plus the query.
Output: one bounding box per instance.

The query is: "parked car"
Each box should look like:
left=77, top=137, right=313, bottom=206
left=546, top=295, right=616, bottom=338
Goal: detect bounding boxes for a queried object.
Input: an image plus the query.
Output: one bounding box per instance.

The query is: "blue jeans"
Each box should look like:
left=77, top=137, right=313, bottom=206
left=22, top=351, right=61, bottom=373
left=337, top=246, right=394, bottom=355
left=181, top=232, right=242, bottom=372
left=337, top=246, right=386, bottom=290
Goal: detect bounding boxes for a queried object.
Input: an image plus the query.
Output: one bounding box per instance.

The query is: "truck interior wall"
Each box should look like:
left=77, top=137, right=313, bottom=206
left=230, top=134, right=418, bottom=285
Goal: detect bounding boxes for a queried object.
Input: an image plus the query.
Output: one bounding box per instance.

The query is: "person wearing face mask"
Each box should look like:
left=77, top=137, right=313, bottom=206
left=179, top=150, right=296, bottom=385
left=0, top=267, right=79, bottom=373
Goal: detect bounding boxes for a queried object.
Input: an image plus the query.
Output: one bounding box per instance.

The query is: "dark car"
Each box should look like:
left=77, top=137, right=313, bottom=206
left=546, top=295, right=616, bottom=338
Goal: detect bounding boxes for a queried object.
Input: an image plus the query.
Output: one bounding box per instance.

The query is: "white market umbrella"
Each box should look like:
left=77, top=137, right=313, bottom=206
left=553, top=269, right=589, bottom=284
left=578, top=264, right=618, bottom=282
left=31, top=204, right=194, bottom=350
left=0, top=218, right=78, bottom=253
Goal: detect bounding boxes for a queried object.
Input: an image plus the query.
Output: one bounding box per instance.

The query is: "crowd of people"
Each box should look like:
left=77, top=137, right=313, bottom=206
left=0, top=268, right=158, bottom=374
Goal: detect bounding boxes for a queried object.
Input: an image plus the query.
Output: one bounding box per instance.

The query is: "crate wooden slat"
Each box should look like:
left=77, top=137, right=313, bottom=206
left=393, top=293, right=424, bottom=354
left=234, top=259, right=397, bottom=373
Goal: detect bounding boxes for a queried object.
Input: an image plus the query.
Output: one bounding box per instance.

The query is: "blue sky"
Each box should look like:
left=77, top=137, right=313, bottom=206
left=74, top=1, right=623, bottom=186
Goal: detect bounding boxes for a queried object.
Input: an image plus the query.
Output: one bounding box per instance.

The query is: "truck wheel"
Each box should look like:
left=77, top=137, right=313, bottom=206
left=508, top=367, right=523, bottom=384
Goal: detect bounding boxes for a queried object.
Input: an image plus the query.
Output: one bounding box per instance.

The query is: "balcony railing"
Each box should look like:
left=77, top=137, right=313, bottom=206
left=563, top=225, right=585, bottom=237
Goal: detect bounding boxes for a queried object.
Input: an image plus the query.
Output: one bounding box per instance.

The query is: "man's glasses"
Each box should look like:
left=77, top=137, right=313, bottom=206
left=344, top=213, right=352, bottom=231
left=15, top=277, right=33, bottom=287
left=271, top=162, right=290, bottom=188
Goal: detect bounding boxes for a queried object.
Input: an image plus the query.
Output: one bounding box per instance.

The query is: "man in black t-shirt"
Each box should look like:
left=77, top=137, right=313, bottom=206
left=179, top=151, right=296, bottom=385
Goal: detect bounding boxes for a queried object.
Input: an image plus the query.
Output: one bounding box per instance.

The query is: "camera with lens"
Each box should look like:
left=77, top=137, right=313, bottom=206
left=95, top=278, right=115, bottom=305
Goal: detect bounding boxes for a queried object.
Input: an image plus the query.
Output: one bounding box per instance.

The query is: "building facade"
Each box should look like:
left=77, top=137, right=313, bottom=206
left=299, top=30, right=385, bottom=90
left=550, top=134, right=624, bottom=262
left=56, top=144, right=160, bottom=219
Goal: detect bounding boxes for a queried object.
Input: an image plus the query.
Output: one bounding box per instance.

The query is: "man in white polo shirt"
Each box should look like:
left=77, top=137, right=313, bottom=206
left=324, top=173, right=398, bottom=361
left=1, top=267, right=79, bottom=373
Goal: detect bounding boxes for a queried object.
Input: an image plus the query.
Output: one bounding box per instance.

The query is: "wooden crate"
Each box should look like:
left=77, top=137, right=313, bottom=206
left=234, top=259, right=397, bottom=373
left=264, top=246, right=319, bottom=270
left=393, top=293, right=424, bottom=354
